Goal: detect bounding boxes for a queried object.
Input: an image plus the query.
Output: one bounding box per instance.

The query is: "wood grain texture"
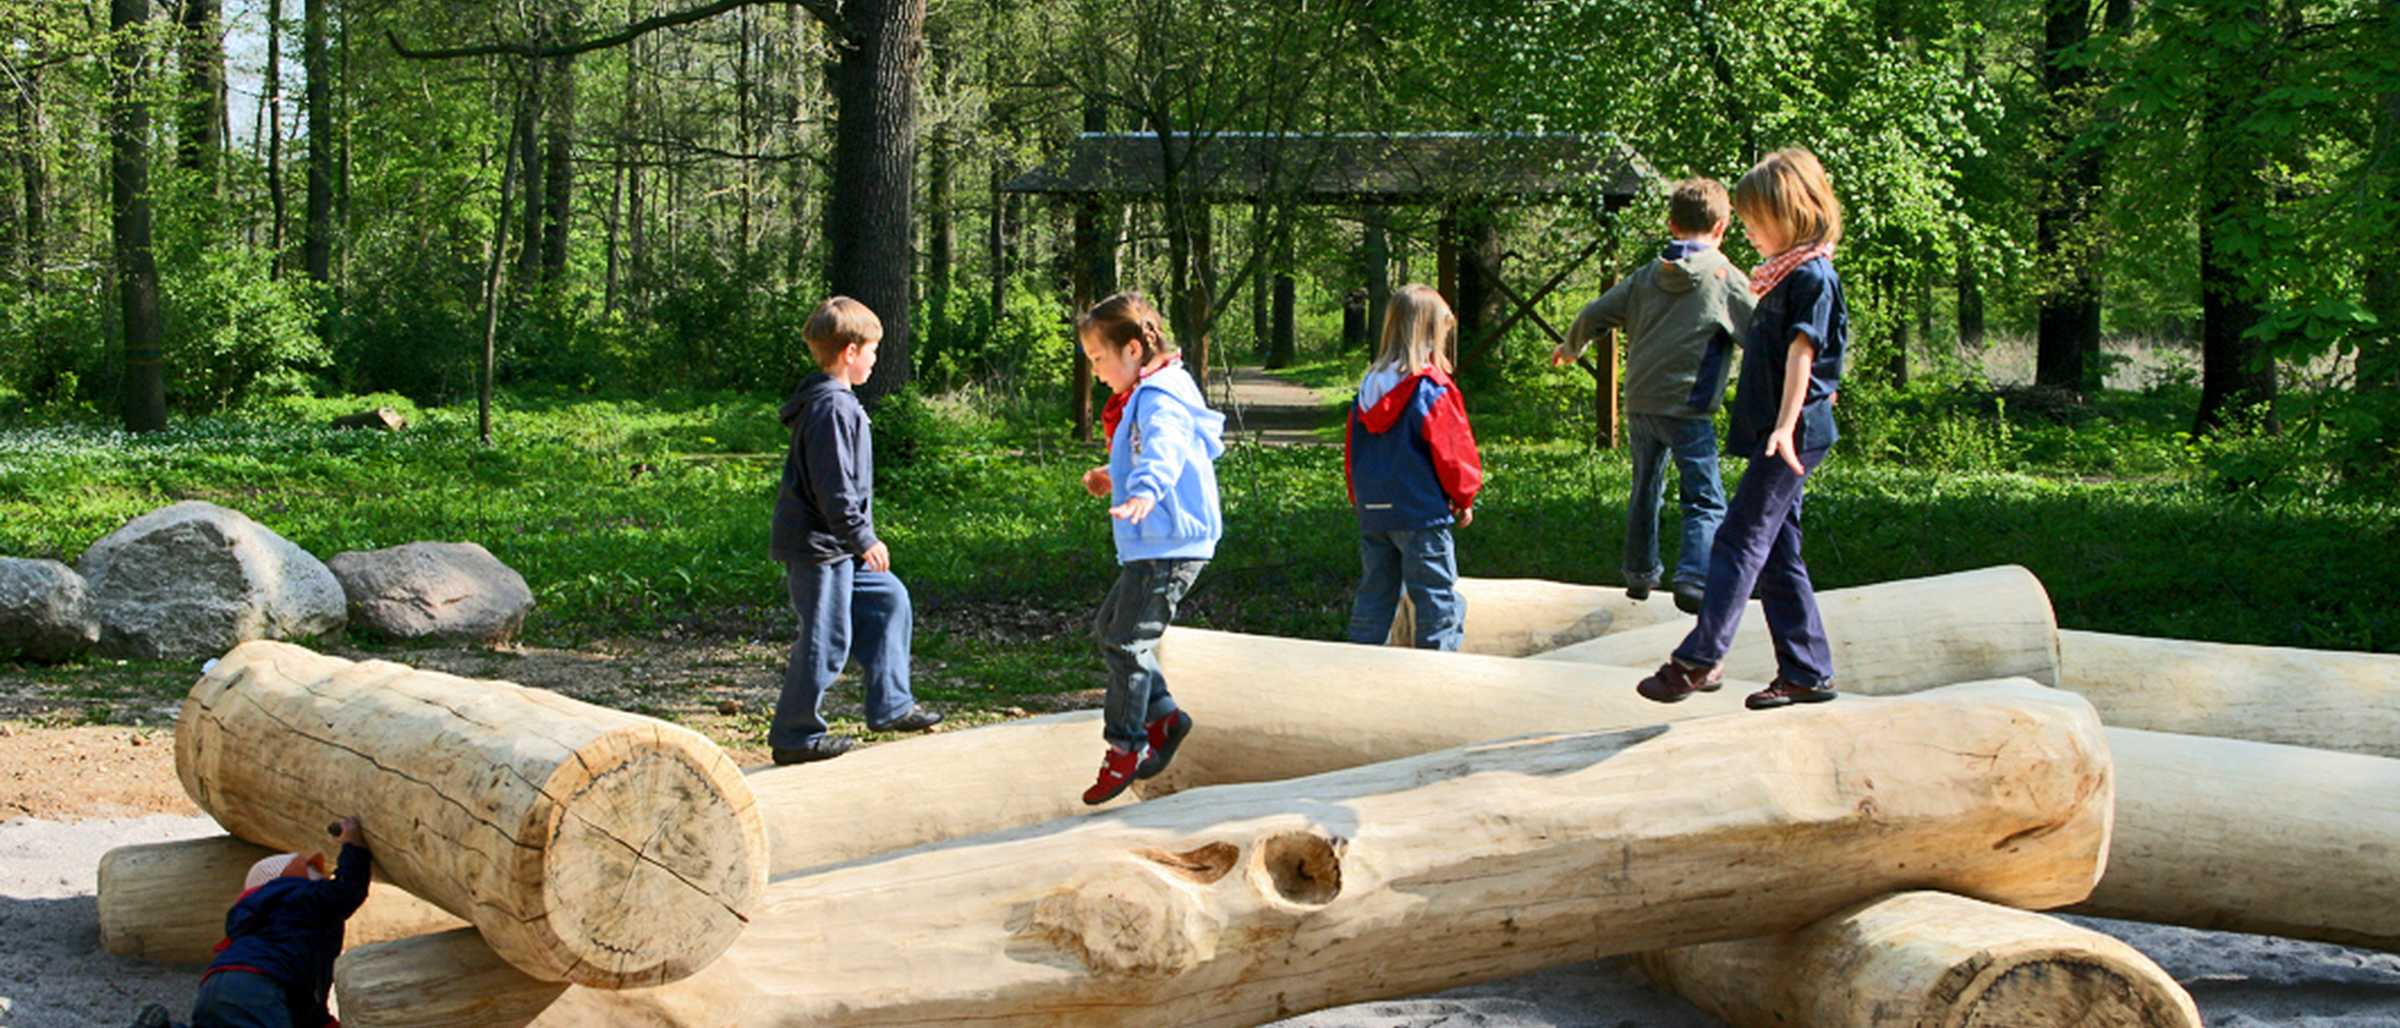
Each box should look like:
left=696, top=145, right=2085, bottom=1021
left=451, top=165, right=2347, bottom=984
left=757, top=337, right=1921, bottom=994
left=1390, top=576, right=1686, bottom=656
left=2057, top=630, right=2400, bottom=757
left=98, top=834, right=466, bottom=965
left=175, top=640, right=767, bottom=988
left=1638, top=891, right=2200, bottom=1028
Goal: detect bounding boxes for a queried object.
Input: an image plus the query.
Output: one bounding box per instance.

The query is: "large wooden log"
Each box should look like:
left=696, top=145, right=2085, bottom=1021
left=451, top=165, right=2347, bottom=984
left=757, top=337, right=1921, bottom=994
left=1535, top=564, right=2061, bottom=692
left=98, top=835, right=466, bottom=965
left=1637, top=891, right=2200, bottom=1028
left=504, top=681, right=2114, bottom=1027
left=1389, top=576, right=1684, bottom=656
left=2073, top=726, right=2400, bottom=951
left=2056, top=629, right=2400, bottom=758
left=176, top=641, right=768, bottom=988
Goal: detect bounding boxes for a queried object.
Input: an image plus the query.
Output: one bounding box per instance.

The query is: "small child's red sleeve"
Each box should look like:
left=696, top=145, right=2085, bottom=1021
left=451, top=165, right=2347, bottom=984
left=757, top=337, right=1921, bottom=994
left=1422, top=385, right=1483, bottom=512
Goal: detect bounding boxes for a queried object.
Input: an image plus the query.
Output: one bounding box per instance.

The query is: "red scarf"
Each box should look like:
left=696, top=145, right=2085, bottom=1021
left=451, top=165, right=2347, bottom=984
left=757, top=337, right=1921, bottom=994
left=1100, top=358, right=1181, bottom=449
left=1750, top=242, right=1836, bottom=299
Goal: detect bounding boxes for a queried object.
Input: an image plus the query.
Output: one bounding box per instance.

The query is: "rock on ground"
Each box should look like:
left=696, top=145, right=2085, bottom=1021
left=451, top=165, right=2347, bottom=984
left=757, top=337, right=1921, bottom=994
left=328, top=542, right=534, bottom=645
left=75, top=501, right=345, bottom=660
left=0, top=559, right=99, bottom=663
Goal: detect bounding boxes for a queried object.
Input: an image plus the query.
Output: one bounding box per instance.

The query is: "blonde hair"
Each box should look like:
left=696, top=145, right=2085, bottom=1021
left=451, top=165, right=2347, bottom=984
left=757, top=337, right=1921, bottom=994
left=1735, top=148, right=1843, bottom=252
left=1078, top=291, right=1179, bottom=363
left=1667, top=177, right=1731, bottom=235
left=1374, top=284, right=1456, bottom=376
left=803, top=296, right=883, bottom=367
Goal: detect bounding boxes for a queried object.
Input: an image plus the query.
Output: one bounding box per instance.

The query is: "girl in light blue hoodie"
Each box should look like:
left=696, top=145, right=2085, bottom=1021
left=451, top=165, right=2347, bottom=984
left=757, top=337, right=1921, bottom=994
left=1074, top=291, right=1226, bottom=805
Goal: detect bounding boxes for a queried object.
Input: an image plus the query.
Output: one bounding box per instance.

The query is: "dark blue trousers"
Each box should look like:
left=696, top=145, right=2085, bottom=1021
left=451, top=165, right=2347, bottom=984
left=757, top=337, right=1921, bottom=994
left=189, top=969, right=294, bottom=1028
left=770, top=557, right=916, bottom=747
left=1674, top=446, right=1834, bottom=687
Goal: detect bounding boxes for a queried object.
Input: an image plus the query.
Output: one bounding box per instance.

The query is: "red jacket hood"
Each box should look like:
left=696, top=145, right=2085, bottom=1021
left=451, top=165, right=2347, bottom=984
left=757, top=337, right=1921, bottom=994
left=1356, top=368, right=1452, bottom=434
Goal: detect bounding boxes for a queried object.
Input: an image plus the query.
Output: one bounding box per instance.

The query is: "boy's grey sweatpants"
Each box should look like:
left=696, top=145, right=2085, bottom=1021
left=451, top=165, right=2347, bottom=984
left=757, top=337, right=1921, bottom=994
left=1096, top=558, right=1206, bottom=748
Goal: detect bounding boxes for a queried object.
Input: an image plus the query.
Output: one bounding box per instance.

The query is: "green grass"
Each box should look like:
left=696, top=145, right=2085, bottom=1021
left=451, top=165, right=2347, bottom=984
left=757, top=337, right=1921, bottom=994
left=3, top=373, right=2392, bottom=735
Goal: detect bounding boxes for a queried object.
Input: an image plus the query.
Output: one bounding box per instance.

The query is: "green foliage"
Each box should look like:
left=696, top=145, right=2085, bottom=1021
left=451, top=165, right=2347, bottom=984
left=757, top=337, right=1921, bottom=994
left=914, top=275, right=1074, bottom=394
left=158, top=246, right=329, bottom=413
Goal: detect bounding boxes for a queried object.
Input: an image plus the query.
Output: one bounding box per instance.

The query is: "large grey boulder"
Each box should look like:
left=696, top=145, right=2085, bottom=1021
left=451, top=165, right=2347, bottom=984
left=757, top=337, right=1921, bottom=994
left=327, top=541, right=534, bottom=645
left=0, top=558, right=102, bottom=662
left=77, top=501, right=347, bottom=660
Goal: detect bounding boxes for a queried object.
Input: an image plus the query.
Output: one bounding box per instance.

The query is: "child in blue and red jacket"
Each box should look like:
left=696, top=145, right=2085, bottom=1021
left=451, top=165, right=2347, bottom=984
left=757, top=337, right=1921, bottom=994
left=184, top=816, right=373, bottom=1028
left=1343, top=283, right=1483, bottom=651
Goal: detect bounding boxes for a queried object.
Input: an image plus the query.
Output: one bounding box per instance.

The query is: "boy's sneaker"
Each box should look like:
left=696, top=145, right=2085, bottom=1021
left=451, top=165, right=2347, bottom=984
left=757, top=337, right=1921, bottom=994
left=1083, top=745, right=1149, bottom=805
left=1672, top=582, right=1706, bottom=615
left=1636, top=660, right=1722, bottom=703
left=1135, top=710, right=1193, bottom=780
left=129, top=1004, right=173, bottom=1028
left=1746, top=677, right=1838, bottom=710
left=869, top=707, right=944, bottom=733
left=771, top=735, right=856, bottom=765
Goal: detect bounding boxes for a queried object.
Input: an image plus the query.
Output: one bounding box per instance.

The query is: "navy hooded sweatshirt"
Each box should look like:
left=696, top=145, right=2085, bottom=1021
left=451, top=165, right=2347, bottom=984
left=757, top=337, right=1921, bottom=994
left=202, top=843, right=371, bottom=1028
left=770, top=372, right=881, bottom=565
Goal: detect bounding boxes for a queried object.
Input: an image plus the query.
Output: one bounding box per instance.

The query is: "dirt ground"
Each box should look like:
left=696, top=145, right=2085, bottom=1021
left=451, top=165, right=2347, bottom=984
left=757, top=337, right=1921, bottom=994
left=0, top=725, right=191, bottom=821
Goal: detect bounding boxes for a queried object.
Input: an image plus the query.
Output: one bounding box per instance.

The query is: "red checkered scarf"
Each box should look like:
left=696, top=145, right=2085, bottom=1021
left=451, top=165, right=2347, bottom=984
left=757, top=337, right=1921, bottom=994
left=1750, top=242, right=1836, bottom=299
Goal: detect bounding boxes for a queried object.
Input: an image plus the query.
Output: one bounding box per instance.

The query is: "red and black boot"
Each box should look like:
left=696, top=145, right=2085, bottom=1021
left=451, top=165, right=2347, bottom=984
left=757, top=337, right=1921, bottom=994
left=1082, top=744, right=1149, bottom=805
left=1135, top=710, right=1193, bottom=780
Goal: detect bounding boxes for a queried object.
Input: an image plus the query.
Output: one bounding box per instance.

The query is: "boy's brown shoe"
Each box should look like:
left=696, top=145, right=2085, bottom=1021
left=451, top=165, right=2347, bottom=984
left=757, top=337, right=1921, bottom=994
left=1746, top=678, right=1838, bottom=710
left=1636, top=660, right=1722, bottom=703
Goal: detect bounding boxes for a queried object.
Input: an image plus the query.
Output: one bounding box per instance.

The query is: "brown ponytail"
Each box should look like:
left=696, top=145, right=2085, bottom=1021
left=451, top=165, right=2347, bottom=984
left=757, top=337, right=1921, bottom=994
left=1077, top=291, right=1179, bottom=364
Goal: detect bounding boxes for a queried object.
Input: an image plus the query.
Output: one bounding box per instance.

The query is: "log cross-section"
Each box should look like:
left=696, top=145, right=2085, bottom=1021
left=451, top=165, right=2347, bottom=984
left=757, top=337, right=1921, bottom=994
left=175, top=641, right=767, bottom=988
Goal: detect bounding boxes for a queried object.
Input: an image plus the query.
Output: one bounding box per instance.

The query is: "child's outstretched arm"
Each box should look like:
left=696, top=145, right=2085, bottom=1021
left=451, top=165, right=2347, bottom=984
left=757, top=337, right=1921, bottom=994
left=1114, top=399, right=1198, bottom=523
left=1763, top=335, right=1817, bottom=474
left=1554, top=279, right=1633, bottom=366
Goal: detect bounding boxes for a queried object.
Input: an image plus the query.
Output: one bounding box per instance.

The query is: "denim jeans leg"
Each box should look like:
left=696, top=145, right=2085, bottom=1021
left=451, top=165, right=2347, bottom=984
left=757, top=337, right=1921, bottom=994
left=850, top=567, right=916, bottom=726
left=1674, top=448, right=1820, bottom=668
left=1622, top=416, right=1671, bottom=587
left=1344, top=531, right=1405, bottom=645
left=1097, top=560, right=1203, bottom=748
left=190, top=970, right=294, bottom=1028
left=1668, top=417, right=1728, bottom=588
left=769, top=558, right=853, bottom=749
left=1757, top=468, right=1835, bottom=686
left=1398, top=527, right=1465, bottom=651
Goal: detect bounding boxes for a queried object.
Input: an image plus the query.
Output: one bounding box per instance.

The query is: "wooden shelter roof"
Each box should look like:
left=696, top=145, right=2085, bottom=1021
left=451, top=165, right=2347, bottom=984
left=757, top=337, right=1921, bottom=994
left=1002, top=131, right=1655, bottom=204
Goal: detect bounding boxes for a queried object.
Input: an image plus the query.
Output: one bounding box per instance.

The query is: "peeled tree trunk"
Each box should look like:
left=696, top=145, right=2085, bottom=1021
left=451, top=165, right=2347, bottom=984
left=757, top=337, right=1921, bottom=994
left=99, top=835, right=466, bottom=964
left=2056, top=629, right=2400, bottom=758
left=176, top=641, right=766, bottom=988
left=1535, top=565, right=2062, bottom=693
left=436, top=681, right=2115, bottom=1027
left=1391, top=576, right=1688, bottom=656
left=1638, top=891, right=2200, bottom=1028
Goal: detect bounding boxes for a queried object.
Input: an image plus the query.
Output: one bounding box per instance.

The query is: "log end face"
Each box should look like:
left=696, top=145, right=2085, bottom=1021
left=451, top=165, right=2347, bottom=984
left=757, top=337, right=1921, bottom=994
left=1945, top=946, right=2201, bottom=1028
left=531, top=727, right=767, bottom=988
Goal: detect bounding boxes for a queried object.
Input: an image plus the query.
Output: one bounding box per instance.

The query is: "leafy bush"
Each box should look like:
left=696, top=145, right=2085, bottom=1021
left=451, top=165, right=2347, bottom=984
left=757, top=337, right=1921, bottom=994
left=160, top=246, right=330, bottom=412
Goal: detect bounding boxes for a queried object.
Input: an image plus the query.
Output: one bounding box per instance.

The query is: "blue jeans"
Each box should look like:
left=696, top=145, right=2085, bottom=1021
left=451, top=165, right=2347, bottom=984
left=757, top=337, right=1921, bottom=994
left=1344, top=527, right=1464, bottom=651
left=190, top=969, right=293, bottom=1028
left=1096, top=559, right=1205, bottom=748
left=1675, top=446, right=1834, bottom=686
left=770, top=557, right=916, bottom=747
left=1624, top=413, right=1727, bottom=589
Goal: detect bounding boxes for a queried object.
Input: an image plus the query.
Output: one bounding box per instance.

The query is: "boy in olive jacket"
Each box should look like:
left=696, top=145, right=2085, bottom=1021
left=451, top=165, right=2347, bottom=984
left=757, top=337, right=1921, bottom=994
left=1554, top=178, right=1755, bottom=613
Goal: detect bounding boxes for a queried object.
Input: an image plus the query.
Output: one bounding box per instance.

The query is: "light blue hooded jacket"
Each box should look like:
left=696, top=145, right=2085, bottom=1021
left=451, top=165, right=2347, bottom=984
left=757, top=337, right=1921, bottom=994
left=1108, top=363, right=1226, bottom=563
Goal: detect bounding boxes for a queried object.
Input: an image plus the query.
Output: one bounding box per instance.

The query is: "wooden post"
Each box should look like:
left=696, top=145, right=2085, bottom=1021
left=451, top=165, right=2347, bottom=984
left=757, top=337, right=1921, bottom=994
left=1363, top=206, right=1389, bottom=346
left=1071, top=197, right=1098, bottom=441
left=1436, top=207, right=1458, bottom=365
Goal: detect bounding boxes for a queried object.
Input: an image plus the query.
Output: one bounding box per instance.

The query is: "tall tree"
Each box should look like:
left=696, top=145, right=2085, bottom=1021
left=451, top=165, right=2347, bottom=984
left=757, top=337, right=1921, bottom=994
left=112, top=0, right=167, bottom=431
left=2034, top=0, right=2100, bottom=391
left=303, top=0, right=335, bottom=282
left=265, top=0, right=287, bottom=275
left=2364, top=0, right=2400, bottom=388
left=830, top=0, right=926, bottom=402
left=10, top=56, right=45, bottom=289
left=2190, top=0, right=2276, bottom=434
left=542, top=51, right=575, bottom=278
left=178, top=0, right=226, bottom=183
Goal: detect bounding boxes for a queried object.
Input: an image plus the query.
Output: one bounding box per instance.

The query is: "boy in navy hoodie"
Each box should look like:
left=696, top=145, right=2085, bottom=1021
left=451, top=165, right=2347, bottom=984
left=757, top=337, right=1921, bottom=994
left=180, top=816, right=372, bottom=1028
left=766, top=297, right=942, bottom=766
left=1344, top=284, right=1483, bottom=651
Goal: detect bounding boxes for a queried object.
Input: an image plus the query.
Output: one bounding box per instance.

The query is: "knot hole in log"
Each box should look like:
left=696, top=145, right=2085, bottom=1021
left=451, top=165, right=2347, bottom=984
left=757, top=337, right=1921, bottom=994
left=1253, top=831, right=1343, bottom=908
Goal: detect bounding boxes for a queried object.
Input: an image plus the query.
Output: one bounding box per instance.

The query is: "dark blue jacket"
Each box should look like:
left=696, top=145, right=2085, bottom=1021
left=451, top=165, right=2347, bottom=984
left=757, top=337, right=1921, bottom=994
left=1344, top=366, right=1483, bottom=534
left=770, top=373, right=880, bottom=565
left=1726, top=257, right=1847, bottom=458
left=204, top=844, right=371, bottom=1028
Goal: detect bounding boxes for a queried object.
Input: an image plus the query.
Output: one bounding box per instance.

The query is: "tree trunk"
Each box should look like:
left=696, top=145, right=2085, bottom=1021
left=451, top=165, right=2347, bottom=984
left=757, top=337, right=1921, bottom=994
left=2364, top=25, right=2398, bottom=389
left=621, top=0, right=645, bottom=309
left=1639, top=892, right=2201, bottom=1028
left=1957, top=249, right=1984, bottom=347
left=1070, top=195, right=1110, bottom=440
left=1364, top=205, right=1390, bottom=347
left=99, top=835, right=465, bottom=965
left=1389, top=576, right=1687, bottom=657
left=829, top=0, right=924, bottom=404
left=1534, top=565, right=2062, bottom=694
left=923, top=33, right=953, bottom=308
left=2055, top=629, right=2400, bottom=758
left=2034, top=0, right=2099, bottom=391
left=1456, top=210, right=1499, bottom=366
left=176, top=642, right=767, bottom=988
left=12, top=60, right=42, bottom=289
left=176, top=0, right=224, bottom=183
left=481, top=86, right=527, bottom=445
left=1250, top=203, right=1269, bottom=357
left=265, top=0, right=287, bottom=276
left=2193, top=1, right=2276, bottom=434
left=342, top=682, right=2112, bottom=1028
left=112, top=0, right=167, bottom=432
left=516, top=57, right=546, bottom=284
left=541, top=56, right=575, bottom=280
left=302, top=0, right=332, bottom=282
left=2069, top=726, right=2400, bottom=951
left=1885, top=273, right=1911, bottom=386
left=1271, top=272, right=1295, bottom=371
left=1188, top=203, right=1215, bottom=385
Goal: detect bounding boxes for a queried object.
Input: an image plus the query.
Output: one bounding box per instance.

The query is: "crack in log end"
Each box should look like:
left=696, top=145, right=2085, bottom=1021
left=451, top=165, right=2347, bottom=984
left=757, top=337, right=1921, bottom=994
left=1020, top=865, right=1216, bottom=978
left=1254, top=832, right=1344, bottom=908
left=1138, top=842, right=1240, bottom=885
left=1993, top=815, right=2075, bottom=851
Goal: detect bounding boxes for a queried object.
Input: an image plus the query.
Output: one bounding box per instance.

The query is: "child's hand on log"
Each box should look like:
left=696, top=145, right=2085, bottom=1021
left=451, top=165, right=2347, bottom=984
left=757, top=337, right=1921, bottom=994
left=335, top=816, right=365, bottom=848
left=1082, top=465, right=1111, bottom=498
